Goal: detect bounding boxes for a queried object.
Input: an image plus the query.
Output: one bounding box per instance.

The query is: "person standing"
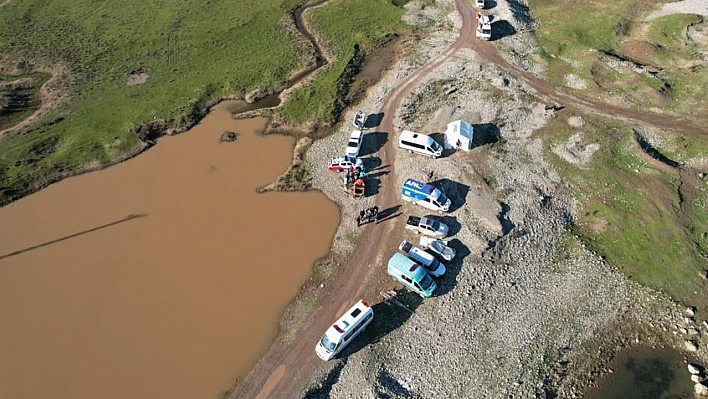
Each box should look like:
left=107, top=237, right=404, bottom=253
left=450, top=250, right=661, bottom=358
left=356, top=215, right=361, bottom=227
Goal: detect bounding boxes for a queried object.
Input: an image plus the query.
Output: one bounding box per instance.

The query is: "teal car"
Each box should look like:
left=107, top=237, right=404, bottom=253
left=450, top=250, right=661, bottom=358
left=387, top=252, right=437, bottom=298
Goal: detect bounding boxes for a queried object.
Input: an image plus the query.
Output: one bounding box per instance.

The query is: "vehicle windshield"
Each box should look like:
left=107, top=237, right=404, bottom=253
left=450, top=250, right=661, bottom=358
left=437, top=193, right=449, bottom=206
left=483, top=28, right=491, bottom=34
left=419, top=273, right=434, bottom=290
left=348, top=141, right=358, bottom=148
left=432, top=141, right=442, bottom=151
left=428, top=219, right=440, bottom=230
left=319, top=334, right=337, bottom=352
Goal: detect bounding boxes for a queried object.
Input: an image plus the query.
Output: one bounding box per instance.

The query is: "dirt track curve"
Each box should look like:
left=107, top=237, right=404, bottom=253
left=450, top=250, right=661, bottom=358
left=233, top=2, right=705, bottom=398
left=458, top=0, right=705, bottom=135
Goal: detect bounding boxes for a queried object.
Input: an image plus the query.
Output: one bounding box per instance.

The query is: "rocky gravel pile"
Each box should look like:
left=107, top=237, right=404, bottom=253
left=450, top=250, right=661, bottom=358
left=301, top=1, right=708, bottom=398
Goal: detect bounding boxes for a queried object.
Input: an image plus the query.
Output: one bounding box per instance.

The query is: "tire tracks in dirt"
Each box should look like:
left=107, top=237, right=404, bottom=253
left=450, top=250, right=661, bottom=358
left=230, top=5, right=478, bottom=399
left=457, top=0, right=705, bottom=135
left=236, top=1, right=705, bottom=398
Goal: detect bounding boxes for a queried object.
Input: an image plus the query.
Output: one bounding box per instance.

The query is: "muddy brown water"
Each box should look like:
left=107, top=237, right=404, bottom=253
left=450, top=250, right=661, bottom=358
left=583, top=346, right=694, bottom=399
left=0, top=102, right=339, bottom=399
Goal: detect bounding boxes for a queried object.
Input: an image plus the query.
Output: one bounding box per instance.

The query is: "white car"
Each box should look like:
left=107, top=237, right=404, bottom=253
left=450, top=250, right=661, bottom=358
left=398, top=240, right=446, bottom=277
left=346, top=130, right=364, bottom=157
left=476, top=14, right=492, bottom=40
left=328, top=155, right=363, bottom=171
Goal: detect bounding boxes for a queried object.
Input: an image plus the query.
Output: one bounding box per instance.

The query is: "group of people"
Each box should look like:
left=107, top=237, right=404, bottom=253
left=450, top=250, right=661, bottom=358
left=344, top=166, right=364, bottom=187
left=356, top=206, right=379, bottom=227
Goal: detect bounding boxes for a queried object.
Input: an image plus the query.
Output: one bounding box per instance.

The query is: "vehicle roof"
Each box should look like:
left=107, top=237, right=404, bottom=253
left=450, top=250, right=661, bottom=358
left=403, top=178, right=436, bottom=195
left=399, top=240, right=413, bottom=253
left=409, top=246, right=435, bottom=262
left=421, top=217, right=438, bottom=227
left=324, top=300, right=372, bottom=339
left=349, top=130, right=363, bottom=140
left=400, top=130, right=432, bottom=141
left=388, top=253, right=427, bottom=279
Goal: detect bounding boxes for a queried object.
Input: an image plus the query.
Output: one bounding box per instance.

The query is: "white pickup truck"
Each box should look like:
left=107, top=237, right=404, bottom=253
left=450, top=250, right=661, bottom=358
left=405, top=215, right=449, bottom=239
left=476, top=14, right=491, bottom=40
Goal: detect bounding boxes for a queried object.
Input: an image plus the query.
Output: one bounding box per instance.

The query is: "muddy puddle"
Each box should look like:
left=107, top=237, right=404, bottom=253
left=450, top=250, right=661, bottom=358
left=583, top=346, right=693, bottom=399
left=0, top=102, right=339, bottom=399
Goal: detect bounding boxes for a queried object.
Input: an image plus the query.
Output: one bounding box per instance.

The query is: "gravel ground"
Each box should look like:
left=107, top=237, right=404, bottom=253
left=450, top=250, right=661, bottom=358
left=302, top=0, right=708, bottom=398
left=646, top=0, right=708, bottom=20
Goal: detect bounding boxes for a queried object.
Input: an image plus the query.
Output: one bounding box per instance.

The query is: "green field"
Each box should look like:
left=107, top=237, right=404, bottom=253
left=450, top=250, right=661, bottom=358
left=529, top=0, right=708, bottom=115
left=280, top=0, right=408, bottom=125
left=543, top=117, right=708, bottom=306
left=0, top=0, right=409, bottom=204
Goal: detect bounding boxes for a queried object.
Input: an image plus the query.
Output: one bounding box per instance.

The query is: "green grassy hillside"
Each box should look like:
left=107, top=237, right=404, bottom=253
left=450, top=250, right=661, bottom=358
left=0, top=0, right=303, bottom=202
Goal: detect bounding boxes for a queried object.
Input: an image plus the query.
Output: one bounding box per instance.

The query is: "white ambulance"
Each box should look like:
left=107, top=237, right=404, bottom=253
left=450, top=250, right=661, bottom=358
left=315, top=300, right=374, bottom=361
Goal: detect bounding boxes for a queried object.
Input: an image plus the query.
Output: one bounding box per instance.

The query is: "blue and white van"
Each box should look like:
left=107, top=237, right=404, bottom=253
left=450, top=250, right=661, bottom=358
left=387, top=252, right=437, bottom=298
left=401, top=178, right=451, bottom=212
left=316, top=300, right=374, bottom=361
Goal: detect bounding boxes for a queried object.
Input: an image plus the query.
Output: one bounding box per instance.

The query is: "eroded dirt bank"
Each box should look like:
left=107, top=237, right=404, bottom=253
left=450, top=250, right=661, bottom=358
left=0, top=103, right=339, bottom=399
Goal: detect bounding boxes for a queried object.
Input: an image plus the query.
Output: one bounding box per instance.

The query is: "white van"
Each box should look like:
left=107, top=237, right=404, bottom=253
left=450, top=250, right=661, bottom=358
left=399, top=130, right=443, bottom=158
left=401, top=178, right=451, bottom=213
left=315, top=300, right=373, bottom=361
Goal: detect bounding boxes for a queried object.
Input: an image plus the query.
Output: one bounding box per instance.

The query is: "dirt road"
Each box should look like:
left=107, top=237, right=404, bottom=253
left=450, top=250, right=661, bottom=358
left=233, top=2, right=705, bottom=398
left=457, top=0, right=705, bottom=135
left=230, top=6, right=480, bottom=399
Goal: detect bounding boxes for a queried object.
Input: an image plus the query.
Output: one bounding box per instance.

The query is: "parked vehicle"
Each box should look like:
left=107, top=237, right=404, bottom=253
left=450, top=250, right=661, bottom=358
left=387, top=252, right=437, bottom=298
left=353, top=111, right=366, bottom=129
left=405, top=215, right=449, bottom=238
left=328, top=155, right=363, bottom=171
left=475, top=0, right=484, bottom=9
left=401, top=178, right=451, bottom=212
left=419, top=236, right=456, bottom=261
left=476, top=13, right=492, bottom=40
left=399, top=130, right=443, bottom=158
left=352, top=178, right=366, bottom=197
left=316, top=300, right=374, bottom=361
left=398, top=240, right=446, bottom=277
left=346, top=130, right=364, bottom=157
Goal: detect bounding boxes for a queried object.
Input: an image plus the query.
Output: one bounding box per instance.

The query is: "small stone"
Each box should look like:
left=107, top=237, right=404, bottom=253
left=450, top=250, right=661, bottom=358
left=695, top=382, right=708, bottom=396
left=680, top=327, right=688, bottom=334
left=689, top=328, right=700, bottom=335
left=319, top=283, right=324, bottom=288
left=703, top=321, right=708, bottom=330
left=687, top=307, right=697, bottom=317
left=700, top=270, right=708, bottom=280
left=688, top=363, right=702, bottom=375
left=693, top=375, right=705, bottom=383
left=686, top=340, right=699, bottom=352
left=219, top=130, right=239, bottom=142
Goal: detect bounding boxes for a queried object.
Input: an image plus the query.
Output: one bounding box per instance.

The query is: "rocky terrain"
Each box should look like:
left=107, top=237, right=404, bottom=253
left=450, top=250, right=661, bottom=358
left=300, top=0, right=708, bottom=397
